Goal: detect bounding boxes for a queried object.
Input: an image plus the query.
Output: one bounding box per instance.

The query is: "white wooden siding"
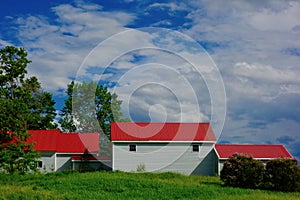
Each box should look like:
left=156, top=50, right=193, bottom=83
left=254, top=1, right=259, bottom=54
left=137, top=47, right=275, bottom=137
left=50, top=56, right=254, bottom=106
left=56, top=154, right=72, bottom=171
left=112, top=142, right=215, bottom=175
left=39, top=152, right=56, bottom=173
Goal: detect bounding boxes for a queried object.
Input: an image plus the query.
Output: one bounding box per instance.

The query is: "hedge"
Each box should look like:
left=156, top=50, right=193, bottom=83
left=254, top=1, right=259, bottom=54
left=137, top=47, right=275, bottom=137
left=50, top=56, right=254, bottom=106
left=265, top=158, right=300, bottom=192
left=220, top=154, right=300, bottom=192
left=220, top=154, right=264, bottom=189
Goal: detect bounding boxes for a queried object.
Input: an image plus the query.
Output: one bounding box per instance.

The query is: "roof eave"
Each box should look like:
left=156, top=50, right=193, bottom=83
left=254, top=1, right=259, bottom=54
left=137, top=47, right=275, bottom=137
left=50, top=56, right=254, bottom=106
left=112, top=140, right=216, bottom=143
left=218, top=157, right=292, bottom=160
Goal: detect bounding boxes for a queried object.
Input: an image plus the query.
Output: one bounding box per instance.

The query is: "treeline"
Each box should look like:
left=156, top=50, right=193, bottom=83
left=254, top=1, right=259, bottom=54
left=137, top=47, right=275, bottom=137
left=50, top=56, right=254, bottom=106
left=221, top=154, right=300, bottom=192
left=0, top=46, right=128, bottom=174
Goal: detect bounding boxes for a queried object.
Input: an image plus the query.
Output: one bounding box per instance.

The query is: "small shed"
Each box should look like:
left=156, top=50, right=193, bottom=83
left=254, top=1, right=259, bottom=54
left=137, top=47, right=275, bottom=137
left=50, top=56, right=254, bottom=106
left=214, top=144, right=293, bottom=175
left=111, top=122, right=217, bottom=175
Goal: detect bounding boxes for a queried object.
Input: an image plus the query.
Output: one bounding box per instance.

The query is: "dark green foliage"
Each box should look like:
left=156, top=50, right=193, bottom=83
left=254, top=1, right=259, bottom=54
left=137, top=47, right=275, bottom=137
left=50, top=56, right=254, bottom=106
left=220, top=154, right=265, bottom=189
left=0, top=46, right=57, bottom=130
left=0, top=139, right=39, bottom=174
left=221, top=154, right=300, bottom=192
left=24, top=78, right=57, bottom=130
left=0, top=46, right=30, bottom=99
left=0, top=99, right=39, bottom=174
left=0, top=46, right=56, bottom=174
left=265, top=158, right=300, bottom=192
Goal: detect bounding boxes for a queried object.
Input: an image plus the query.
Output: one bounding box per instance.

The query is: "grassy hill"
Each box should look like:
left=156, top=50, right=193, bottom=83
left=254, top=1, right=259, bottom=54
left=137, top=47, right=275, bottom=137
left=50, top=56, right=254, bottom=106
left=0, top=171, right=299, bottom=200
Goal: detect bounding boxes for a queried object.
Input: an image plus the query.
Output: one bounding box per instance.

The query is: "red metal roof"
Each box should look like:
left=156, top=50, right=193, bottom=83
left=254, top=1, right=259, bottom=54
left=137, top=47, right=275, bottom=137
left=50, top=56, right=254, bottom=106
left=28, top=130, right=99, bottom=153
left=111, top=122, right=216, bottom=142
left=215, top=144, right=293, bottom=159
left=28, top=130, right=60, bottom=151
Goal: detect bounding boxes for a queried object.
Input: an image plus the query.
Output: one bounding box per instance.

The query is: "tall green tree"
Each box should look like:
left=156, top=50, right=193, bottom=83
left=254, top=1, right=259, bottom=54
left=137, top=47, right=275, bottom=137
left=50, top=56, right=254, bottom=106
left=0, top=46, right=56, bottom=173
left=59, top=81, right=129, bottom=137
left=0, top=46, right=57, bottom=129
left=0, top=99, right=39, bottom=174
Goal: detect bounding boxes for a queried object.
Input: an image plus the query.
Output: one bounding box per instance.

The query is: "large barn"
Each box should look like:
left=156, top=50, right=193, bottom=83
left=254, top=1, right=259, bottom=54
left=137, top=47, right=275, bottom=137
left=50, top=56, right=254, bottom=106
left=111, top=122, right=217, bottom=175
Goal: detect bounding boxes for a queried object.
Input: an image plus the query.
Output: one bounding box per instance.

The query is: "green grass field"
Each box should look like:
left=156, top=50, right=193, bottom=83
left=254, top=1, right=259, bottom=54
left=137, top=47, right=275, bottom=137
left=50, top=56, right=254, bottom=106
left=0, top=171, right=299, bottom=200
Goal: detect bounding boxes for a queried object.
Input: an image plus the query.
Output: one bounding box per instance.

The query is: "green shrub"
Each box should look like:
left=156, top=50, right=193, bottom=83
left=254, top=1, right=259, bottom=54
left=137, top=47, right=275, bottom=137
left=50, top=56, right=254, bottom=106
left=265, top=158, right=300, bottom=192
left=136, top=163, right=146, bottom=172
left=220, top=154, right=265, bottom=189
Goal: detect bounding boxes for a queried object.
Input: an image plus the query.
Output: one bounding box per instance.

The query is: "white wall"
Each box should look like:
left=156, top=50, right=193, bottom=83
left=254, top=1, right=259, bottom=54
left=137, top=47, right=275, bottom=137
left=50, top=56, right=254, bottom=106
left=39, top=153, right=111, bottom=172
left=112, top=142, right=215, bottom=175
left=38, top=152, right=56, bottom=173
left=56, top=154, right=72, bottom=171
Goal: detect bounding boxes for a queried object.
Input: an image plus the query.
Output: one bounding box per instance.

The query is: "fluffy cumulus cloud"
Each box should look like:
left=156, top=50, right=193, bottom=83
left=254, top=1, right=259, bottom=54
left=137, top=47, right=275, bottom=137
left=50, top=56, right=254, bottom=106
left=78, top=29, right=224, bottom=130
left=0, top=0, right=299, bottom=159
left=248, top=1, right=300, bottom=31
left=227, top=62, right=300, bottom=102
left=9, top=2, right=134, bottom=94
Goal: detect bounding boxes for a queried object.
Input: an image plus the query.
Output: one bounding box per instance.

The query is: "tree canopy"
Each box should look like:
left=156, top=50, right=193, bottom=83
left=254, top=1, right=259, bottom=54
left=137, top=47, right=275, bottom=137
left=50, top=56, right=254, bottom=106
left=0, top=46, right=56, bottom=173
left=0, top=46, right=57, bottom=130
left=59, top=81, right=129, bottom=138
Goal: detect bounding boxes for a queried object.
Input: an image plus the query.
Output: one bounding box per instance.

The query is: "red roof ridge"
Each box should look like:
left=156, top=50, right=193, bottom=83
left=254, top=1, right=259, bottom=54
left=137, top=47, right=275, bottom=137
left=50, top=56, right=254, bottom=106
left=111, top=122, right=216, bottom=142
left=114, top=122, right=211, bottom=124
left=215, top=144, right=288, bottom=147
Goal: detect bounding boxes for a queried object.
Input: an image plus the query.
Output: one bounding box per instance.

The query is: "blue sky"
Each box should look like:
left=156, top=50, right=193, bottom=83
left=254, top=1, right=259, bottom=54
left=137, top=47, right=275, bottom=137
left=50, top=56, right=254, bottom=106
left=0, top=0, right=300, bottom=160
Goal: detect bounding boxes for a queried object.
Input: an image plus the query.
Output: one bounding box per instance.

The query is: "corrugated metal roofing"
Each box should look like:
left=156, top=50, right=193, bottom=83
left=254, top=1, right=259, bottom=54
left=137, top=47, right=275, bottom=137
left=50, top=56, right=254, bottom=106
left=215, top=144, right=293, bottom=159
left=111, top=122, right=216, bottom=142
left=28, top=130, right=99, bottom=153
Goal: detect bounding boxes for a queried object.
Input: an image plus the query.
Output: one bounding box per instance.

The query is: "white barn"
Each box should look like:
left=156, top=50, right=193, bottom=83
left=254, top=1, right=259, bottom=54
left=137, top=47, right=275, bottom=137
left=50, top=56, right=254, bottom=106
left=111, top=122, right=217, bottom=175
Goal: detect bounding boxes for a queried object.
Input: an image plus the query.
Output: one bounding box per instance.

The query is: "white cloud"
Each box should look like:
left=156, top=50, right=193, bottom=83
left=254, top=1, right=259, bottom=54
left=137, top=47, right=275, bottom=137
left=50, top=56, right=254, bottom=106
left=151, top=20, right=172, bottom=27
left=233, top=62, right=300, bottom=84
left=184, top=0, right=300, bottom=64
left=11, top=2, right=135, bottom=94
left=112, top=63, right=207, bottom=122
left=75, top=27, right=225, bottom=135
left=222, top=62, right=300, bottom=103
left=248, top=1, right=300, bottom=31
left=147, top=2, right=187, bottom=12
left=0, top=39, right=13, bottom=48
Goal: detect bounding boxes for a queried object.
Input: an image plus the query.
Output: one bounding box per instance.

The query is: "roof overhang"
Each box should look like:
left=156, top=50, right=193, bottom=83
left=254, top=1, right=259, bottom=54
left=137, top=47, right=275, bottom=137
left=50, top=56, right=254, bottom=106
left=112, top=140, right=216, bottom=143
left=217, top=157, right=292, bottom=160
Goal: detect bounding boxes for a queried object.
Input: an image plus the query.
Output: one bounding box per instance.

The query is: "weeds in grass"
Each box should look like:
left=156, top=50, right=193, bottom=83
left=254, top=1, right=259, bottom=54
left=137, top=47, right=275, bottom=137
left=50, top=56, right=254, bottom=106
left=136, top=163, right=146, bottom=172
